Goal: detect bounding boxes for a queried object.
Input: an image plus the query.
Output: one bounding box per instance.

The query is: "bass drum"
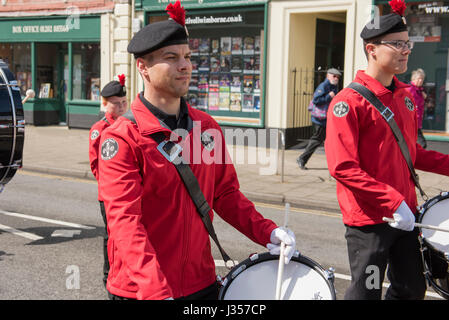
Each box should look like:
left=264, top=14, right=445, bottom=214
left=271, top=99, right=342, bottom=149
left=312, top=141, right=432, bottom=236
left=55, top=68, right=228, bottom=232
left=0, top=59, right=25, bottom=189
left=218, top=252, right=336, bottom=300
left=418, top=192, right=449, bottom=300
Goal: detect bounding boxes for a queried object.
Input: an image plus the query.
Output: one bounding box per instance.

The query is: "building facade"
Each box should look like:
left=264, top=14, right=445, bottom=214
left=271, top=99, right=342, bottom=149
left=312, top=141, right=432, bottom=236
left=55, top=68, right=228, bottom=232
left=0, top=0, right=447, bottom=147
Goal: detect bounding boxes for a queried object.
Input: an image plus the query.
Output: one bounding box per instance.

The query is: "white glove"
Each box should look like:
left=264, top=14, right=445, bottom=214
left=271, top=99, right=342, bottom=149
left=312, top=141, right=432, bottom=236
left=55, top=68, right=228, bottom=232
left=388, top=201, right=415, bottom=231
left=267, top=227, right=296, bottom=264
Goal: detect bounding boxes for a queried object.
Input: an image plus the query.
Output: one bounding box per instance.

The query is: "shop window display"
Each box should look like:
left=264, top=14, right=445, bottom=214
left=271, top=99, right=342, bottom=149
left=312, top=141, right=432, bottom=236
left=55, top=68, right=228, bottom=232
left=0, top=43, right=31, bottom=97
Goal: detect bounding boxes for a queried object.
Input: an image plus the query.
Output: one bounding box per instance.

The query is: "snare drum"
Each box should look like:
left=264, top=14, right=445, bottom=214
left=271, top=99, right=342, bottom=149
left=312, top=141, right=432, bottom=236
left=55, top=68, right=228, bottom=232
left=0, top=59, right=25, bottom=189
left=218, top=252, right=336, bottom=300
left=418, top=192, right=449, bottom=300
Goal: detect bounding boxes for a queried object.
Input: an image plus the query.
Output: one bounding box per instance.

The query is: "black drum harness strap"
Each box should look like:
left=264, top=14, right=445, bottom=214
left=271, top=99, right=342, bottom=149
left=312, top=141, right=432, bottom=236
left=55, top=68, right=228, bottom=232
left=347, top=82, right=428, bottom=201
left=122, top=109, right=234, bottom=268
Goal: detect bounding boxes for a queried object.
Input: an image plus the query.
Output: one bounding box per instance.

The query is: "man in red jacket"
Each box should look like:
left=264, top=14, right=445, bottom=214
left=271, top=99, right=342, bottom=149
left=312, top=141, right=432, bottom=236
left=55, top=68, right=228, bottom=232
left=98, top=1, right=296, bottom=300
left=88, top=76, right=127, bottom=287
left=325, top=0, right=449, bottom=300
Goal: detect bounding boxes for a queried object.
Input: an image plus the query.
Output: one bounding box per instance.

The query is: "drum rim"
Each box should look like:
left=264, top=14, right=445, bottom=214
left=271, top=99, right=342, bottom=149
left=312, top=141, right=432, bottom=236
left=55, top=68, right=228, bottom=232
left=417, top=192, right=449, bottom=256
left=218, top=252, right=336, bottom=300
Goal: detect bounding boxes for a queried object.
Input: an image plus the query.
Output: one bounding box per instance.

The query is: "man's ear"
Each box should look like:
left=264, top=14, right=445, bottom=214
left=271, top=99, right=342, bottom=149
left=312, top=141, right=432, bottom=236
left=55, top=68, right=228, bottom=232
left=366, top=43, right=376, bottom=60
left=136, top=58, right=148, bottom=76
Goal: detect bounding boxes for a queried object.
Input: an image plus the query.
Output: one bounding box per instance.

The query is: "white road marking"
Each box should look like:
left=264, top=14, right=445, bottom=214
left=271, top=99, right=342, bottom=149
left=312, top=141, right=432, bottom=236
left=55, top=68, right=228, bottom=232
left=0, top=210, right=95, bottom=230
left=0, top=223, right=43, bottom=241
left=51, top=229, right=82, bottom=238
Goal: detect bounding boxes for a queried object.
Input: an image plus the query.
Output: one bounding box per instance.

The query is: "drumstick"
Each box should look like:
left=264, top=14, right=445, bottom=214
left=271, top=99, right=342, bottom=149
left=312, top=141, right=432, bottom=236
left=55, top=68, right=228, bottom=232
left=22, top=89, right=35, bottom=104
left=382, top=217, right=449, bottom=233
left=275, top=203, right=290, bottom=300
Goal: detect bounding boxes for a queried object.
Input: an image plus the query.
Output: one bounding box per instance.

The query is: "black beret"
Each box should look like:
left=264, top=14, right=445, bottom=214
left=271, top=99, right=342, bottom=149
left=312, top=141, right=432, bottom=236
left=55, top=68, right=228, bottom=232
left=361, top=13, right=408, bottom=40
left=127, top=19, right=188, bottom=58
left=101, top=81, right=126, bottom=98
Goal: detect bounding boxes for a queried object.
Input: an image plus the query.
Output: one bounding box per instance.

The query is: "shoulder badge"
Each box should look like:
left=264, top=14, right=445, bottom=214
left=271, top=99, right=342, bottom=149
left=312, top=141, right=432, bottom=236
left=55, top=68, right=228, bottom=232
left=90, top=130, right=100, bottom=141
left=333, top=101, right=350, bottom=117
left=404, top=96, right=415, bottom=111
left=101, top=138, right=119, bottom=160
left=201, top=131, right=215, bottom=151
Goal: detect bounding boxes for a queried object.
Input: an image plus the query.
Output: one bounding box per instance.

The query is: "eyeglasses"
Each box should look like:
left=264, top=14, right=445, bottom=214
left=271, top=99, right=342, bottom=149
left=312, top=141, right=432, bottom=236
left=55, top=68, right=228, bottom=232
left=372, top=40, right=414, bottom=51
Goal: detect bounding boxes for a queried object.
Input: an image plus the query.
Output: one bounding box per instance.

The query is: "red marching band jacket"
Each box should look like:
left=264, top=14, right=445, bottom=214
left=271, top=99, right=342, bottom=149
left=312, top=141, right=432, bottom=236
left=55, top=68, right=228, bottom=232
left=98, top=95, right=277, bottom=300
left=325, top=71, right=449, bottom=227
left=89, top=112, right=115, bottom=200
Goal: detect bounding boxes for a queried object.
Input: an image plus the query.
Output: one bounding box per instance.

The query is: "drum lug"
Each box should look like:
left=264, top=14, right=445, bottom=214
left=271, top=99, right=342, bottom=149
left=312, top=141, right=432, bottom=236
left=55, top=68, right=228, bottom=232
left=325, top=267, right=335, bottom=282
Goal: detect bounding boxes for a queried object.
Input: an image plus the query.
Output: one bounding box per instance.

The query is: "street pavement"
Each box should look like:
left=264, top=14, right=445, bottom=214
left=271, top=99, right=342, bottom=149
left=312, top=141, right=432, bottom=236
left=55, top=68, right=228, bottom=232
left=18, top=124, right=449, bottom=214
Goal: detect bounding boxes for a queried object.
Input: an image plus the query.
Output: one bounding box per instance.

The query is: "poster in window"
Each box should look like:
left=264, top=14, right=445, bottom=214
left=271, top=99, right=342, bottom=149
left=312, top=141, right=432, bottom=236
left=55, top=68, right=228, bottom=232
left=211, top=39, right=220, bottom=54
left=189, top=76, right=198, bottom=91
left=254, top=56, right=261, bottom=74
left=198, top=56, right=210, bottom=72
left=209, top=75, right=219, bottom=92
left=243, top=37, right=255, bottom=55
left=243, top=94, right=254, bottom=112
left=219, top=92, right=230, bottom=111
left=190, top=38, right=200, bottom=56
left=219, top=74, right=231, bottom=92
left=210, top=55, right=220, bottom=73
left=231, top=75, right=242, bottom=93
left=243, top=56, right=255, bottom=74
left=253, top=95, right=260, bottom=112
left=198, top=92, right=208, bottom=111
left=198, top=74, right=209, bottom=92
left=187, top=92, right=198, bottom=108
left=231, top=56, right=242, bottom=73
left=254, top=75, right=261, bottom=94
left=407, top=15, right=441, bottom=42
left=220, top=56, right=231, bottom=72
left=208, top=92, right=219, bottom=110
left=199, top=38, right=210, bottom=55
left=230, top=93, right=242, bottom=111
left=255, top=36, right=261, bottom=54
left=90, top=77, right=101, bottom=101
left=221, top=37, right=231, bottom=55
left=191, top=57, right=199, bottom=74
left=243, top=75, right=253, bottom=94
left=231, top=37, right=242, bottom=55
left=39, top=83, right=51, bottom=98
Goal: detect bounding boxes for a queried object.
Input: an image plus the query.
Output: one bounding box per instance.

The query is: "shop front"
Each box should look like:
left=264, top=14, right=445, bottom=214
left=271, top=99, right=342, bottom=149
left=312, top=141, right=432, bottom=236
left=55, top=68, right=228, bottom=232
left=0, top=15, right=101, bottom=128
left=137, top=0, right=268, bottom=128
left=376, top=0, right=449, bottom=134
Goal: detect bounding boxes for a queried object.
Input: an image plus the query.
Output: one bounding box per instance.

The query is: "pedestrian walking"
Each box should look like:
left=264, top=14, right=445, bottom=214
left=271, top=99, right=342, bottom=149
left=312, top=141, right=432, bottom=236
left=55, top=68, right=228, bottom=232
left=325, top=0, right=449, bottom=300
left=98, top=0, right=296, bottom=300
left=88, top=75, right=128, bottom=287
left=297, top=68, right=340, bottom=170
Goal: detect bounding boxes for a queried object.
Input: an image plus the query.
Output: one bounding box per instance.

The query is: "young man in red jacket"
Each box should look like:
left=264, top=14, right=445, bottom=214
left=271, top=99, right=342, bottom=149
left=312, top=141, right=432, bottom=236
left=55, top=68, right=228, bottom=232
left=88, top=76, right=127, bottom=287
left=325, top=0, right=449, bottom=300
left=98, top=1, right=296, bottom=300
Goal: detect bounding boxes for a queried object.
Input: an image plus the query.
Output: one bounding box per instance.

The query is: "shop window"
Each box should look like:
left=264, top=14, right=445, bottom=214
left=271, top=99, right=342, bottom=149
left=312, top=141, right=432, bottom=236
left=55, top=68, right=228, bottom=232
left=380, top=2, right=449, bottom=131
left=36, top=43, right=63, bottom=99
left=72, top=43, right=101, bottom=101
left=148, top=9, right=265, bottom=125
left=0, top=43, right=31, bottom=97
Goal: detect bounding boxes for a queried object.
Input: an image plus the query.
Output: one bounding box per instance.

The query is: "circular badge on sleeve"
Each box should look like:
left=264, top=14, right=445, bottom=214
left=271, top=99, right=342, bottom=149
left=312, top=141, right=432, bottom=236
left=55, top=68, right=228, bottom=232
left=333, top=101, right=350, bottom=117
left=405, top=97, right=415, bottom=111
left=101, top=138, right=119, bottom=160
left=90, top=130, right=100, bottom=141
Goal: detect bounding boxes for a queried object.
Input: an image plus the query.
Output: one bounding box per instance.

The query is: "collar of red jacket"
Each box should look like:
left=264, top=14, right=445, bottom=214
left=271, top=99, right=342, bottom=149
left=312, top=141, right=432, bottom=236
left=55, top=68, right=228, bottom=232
left=355, top=70, right=409, bottom=96
left=104, top=111, right=116, bottom=125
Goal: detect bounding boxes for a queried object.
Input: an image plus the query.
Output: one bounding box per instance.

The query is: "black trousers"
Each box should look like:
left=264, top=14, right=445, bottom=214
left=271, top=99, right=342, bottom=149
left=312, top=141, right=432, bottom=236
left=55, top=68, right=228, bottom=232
left=108, top=282, right=220, bottom=300
left=344, top=223, right=426, bottom=300
left=298, top=123, right=326, bottom=165
left=99, top=201, right=109, bottom=288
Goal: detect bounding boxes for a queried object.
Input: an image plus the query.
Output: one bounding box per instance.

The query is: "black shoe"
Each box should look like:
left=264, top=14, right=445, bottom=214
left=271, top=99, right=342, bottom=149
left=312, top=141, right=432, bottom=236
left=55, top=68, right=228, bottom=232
left=296, top=158, right=307, bottom=170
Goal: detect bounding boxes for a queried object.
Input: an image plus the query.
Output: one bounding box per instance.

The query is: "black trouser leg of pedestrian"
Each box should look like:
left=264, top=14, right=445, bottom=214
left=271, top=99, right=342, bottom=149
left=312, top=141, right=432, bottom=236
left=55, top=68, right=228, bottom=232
left=298, top=123, right=326, bottom=166
left=384, top=228, right=426, bottom=300
left=344, top=224, right=426, bottom=300
left=99, top=201, right=109, bottom=288
left=417, top=128, right=427, bottom=149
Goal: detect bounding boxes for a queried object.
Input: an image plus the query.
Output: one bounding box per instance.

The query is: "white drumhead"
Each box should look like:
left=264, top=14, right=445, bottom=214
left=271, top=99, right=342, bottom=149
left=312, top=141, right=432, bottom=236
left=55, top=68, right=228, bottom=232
left=421, top=198, right=449, bottom=253
left=222, top=259, right=333, bottom=300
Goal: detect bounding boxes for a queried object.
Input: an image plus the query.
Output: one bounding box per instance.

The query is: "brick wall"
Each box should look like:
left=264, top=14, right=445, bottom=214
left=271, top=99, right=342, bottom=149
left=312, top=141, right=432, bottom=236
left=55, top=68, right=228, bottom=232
left=0, top=0, right=116, bottom=15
